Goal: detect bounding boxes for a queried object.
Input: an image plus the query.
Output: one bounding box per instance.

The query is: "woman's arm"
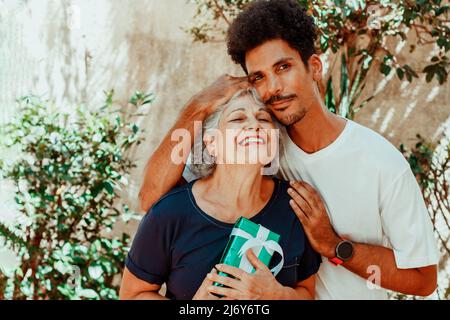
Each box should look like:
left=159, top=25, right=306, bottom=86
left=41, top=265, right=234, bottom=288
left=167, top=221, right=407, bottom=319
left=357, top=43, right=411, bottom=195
left=276, top=275, right=315, bottom=300
left=119, top=267, right=168, bottom=300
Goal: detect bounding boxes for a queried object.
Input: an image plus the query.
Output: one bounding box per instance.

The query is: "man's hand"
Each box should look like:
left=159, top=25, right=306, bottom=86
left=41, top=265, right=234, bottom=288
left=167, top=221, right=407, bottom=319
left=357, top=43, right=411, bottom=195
left=192, top=268, right=221, bottom=300
left=288, top=181, right=341, bottom=259
left=186, top=74, right=250, bottom=119
left=206, top=250, right=283, bottom=300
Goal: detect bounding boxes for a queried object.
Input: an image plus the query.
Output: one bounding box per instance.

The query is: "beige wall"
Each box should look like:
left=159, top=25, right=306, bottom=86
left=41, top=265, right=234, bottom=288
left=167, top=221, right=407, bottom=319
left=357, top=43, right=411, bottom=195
left=0, top=0, right=448, bottom=299
left=0, top=0, right=448, bottom=213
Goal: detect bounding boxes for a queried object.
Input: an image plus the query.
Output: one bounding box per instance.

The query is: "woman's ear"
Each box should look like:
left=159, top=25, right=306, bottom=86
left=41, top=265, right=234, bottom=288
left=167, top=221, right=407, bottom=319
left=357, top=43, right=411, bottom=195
left=203, top=132, right=217, bottom=158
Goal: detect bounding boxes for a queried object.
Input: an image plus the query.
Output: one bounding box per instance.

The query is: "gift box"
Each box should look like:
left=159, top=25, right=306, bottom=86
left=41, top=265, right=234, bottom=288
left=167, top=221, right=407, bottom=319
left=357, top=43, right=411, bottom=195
left=213, top=217, right=284, bottom=288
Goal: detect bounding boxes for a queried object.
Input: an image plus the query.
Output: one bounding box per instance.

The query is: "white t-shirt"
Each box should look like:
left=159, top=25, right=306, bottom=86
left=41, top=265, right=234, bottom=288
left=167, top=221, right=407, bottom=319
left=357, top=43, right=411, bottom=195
left=183, top=119, right=440, bottom=300
left=277, top=119, right=439, bottom=300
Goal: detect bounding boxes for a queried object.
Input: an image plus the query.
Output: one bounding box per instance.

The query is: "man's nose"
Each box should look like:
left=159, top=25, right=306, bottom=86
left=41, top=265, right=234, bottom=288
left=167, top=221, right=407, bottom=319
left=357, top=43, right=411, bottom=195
left=266, top=75, right=282, bottom=99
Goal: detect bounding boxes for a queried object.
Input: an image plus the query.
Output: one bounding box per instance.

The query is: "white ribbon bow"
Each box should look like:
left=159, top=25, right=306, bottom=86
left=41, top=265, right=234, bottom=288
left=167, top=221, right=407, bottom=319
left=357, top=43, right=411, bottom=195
left=230, top=226, right=284, bottom=277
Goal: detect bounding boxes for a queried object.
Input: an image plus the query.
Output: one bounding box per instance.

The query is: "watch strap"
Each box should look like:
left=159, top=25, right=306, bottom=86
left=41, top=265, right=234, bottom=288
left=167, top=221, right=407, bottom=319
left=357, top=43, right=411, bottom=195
left=329, top=256, right=344, bottom=266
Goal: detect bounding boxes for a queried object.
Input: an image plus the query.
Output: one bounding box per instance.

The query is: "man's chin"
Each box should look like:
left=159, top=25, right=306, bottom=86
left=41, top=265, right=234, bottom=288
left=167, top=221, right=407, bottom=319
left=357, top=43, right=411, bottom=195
left=279, top=111, right=306, bottom=126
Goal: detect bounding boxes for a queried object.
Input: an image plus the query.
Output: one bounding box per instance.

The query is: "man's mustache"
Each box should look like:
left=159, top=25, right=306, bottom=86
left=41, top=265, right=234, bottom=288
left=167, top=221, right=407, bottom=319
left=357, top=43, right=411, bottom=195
left=264, top=94, right=297, bottom=106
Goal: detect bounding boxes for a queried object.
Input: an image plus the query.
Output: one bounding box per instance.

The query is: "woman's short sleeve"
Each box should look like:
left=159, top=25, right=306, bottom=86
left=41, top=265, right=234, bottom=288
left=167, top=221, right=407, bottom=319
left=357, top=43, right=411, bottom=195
left=125, top=209, right=172, bottom=285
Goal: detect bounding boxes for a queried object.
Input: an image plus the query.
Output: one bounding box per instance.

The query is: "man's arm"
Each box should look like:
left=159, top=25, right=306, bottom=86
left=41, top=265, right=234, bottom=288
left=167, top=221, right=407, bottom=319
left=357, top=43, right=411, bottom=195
left=288, top=181, right=438, bottom=297
left=337, top=242, right=437, bottom=296
left=139, top=75, right=250, bottom=212
left=138, top=103, right=203, bottom=212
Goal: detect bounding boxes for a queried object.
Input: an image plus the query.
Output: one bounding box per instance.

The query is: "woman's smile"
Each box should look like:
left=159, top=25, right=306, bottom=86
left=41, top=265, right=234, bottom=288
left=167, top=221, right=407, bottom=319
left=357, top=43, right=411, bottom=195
left=238, top=135, right=266, bottom=147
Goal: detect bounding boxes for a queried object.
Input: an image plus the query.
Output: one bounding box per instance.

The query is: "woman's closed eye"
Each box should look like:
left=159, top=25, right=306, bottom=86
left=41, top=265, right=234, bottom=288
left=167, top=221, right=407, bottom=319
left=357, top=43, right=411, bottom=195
left=229, top=117, right=245, bottom=122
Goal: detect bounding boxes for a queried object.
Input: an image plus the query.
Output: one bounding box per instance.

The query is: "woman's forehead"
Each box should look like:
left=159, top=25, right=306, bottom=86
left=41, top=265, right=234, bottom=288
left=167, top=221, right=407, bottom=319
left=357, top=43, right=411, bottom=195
left=224, top=95, right=268, bottom=115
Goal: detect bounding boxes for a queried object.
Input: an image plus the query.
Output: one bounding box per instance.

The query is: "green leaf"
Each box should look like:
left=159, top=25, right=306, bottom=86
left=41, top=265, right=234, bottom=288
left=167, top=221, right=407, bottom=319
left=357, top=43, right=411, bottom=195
left=103, top=181, right=114, bottom=195
left=325, top=77, right=336, bottom=114
left=426, top=70, right=435, bottom=83
left=77, top=288, right=99, bottom=300
left=88, top=265, right=104, bottom=280
left=396, top=68, right=405, bottom=80
left=54, top=261, right=72, bottom=274
left=380, top=63, right=392, bottom=76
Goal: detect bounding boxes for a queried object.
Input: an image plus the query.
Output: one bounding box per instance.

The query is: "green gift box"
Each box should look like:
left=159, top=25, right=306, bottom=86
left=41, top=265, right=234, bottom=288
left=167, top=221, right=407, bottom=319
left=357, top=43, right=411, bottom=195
left=213, top=217, right=284, bottom=288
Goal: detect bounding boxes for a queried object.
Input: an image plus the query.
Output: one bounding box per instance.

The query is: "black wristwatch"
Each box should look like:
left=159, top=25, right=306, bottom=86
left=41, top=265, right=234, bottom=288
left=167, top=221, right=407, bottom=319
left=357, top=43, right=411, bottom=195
left=329, top=240, right=354, bottom=266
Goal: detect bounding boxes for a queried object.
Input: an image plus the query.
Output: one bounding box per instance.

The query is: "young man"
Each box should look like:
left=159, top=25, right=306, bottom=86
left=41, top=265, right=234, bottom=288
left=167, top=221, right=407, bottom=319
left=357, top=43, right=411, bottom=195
left=139, top=0, right=439, bottom=299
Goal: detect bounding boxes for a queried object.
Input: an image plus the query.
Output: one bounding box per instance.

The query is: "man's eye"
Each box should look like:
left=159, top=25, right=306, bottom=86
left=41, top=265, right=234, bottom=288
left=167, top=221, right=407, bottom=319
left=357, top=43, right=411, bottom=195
left=230, top=118, right=244, bottom=122
left=258, top=118, right=271, bottom=122
left=279, top=64, right=289, bottom=71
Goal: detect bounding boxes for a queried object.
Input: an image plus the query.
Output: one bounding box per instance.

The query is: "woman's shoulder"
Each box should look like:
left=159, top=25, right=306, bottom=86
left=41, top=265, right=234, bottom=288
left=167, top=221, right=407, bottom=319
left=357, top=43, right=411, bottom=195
left=267, top=178, right=299, bottom=220
left=147, top=181, right=195, bottom=219
left=272, top=177, right=291, bottom=198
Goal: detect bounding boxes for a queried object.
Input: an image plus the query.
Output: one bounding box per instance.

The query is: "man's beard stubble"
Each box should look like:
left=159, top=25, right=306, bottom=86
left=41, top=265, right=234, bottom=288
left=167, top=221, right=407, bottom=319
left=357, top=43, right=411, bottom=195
left=265, top=94, right=307, bottom=127
left=278, top=107, right=307, bottom=127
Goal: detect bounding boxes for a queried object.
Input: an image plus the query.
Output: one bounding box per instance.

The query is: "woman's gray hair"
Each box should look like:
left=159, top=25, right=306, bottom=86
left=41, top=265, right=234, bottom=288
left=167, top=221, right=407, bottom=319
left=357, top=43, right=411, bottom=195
left=188, top=87, right=280, bottom=178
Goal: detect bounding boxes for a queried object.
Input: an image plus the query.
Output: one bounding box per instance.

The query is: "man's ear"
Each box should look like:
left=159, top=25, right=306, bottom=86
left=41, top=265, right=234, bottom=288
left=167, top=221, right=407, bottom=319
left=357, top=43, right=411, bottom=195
left=309, top=54, right=323, bottom=83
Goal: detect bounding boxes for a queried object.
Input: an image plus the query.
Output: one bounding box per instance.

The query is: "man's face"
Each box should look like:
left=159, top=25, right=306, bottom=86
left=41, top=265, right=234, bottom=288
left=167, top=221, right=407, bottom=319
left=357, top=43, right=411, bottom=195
left=245, top=39, right=320, bottom=126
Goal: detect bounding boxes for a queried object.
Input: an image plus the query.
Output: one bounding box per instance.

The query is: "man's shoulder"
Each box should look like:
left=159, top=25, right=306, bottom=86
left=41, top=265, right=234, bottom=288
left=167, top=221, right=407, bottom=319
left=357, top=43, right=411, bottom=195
left=346, top=120, right=410, bottom=172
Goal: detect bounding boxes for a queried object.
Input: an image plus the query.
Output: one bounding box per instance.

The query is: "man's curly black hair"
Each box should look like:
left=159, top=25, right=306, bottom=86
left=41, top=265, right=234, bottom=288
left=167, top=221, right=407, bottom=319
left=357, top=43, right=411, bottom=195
left=227, top=0, right=317, bottom=74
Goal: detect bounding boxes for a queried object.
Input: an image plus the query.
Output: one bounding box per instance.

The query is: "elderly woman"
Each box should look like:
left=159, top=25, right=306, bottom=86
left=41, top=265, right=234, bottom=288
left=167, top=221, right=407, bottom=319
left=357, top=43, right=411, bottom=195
left=119, top=88, right=321, bottom=300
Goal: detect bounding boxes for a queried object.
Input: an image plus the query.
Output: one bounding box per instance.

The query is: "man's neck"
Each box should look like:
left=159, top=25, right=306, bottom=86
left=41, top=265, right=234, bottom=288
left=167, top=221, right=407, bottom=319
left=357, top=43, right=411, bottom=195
left=288, top=104, right=347, bottom=154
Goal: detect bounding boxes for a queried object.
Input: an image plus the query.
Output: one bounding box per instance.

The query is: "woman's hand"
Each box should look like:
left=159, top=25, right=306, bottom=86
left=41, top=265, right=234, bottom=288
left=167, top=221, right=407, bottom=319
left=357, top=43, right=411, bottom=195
left=193, top=268, right=221, bottom=300
left=206, top=250, right=284, bottom=300
left=185, top=74, right=251, bottom=119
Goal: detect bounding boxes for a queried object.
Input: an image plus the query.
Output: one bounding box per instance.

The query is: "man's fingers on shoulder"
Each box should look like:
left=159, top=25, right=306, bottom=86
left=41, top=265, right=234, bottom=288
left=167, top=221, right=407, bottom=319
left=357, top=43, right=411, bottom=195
left=300, top=181, right=319, bottom=195
left=290, top=199, right=309, bottom=222
left=289, top=180, right=304, bottom=192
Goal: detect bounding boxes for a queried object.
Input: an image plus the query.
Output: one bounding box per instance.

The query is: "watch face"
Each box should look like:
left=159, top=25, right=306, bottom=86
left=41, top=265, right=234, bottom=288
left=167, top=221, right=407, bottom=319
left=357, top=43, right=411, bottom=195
left=337, top=241, right=354, bottom=260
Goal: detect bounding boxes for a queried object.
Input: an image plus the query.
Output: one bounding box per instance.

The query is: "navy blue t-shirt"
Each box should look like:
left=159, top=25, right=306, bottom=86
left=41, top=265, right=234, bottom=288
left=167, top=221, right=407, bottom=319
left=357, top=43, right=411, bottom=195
left=125, top=178, right=322, bottom=300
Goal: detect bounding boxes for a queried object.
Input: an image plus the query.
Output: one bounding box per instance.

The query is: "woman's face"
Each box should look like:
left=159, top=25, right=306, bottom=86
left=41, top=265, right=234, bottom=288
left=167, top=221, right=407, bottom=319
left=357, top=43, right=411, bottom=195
left=205, top=94, right=279, bottom=167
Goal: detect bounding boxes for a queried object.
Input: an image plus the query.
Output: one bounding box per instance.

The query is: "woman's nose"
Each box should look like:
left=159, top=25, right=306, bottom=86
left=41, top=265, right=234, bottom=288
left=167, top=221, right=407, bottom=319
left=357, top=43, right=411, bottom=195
left=245, top=117, right=262, bottom=131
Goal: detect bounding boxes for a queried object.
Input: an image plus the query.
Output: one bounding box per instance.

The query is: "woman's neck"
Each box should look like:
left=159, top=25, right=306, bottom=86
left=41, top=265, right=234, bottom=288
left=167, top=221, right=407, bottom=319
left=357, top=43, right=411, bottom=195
left=193, top=165, right=274, bottom=223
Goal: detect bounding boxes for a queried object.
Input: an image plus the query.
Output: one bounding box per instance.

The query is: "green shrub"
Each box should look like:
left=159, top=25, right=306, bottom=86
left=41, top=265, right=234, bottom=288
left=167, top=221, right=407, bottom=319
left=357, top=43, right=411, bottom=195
left=0, top=91, right=152, bottom=300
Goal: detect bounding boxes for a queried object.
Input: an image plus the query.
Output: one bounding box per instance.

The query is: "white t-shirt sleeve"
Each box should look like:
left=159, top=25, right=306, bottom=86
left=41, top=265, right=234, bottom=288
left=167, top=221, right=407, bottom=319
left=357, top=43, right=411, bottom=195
left=380, top=167, right=440, bottom=269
